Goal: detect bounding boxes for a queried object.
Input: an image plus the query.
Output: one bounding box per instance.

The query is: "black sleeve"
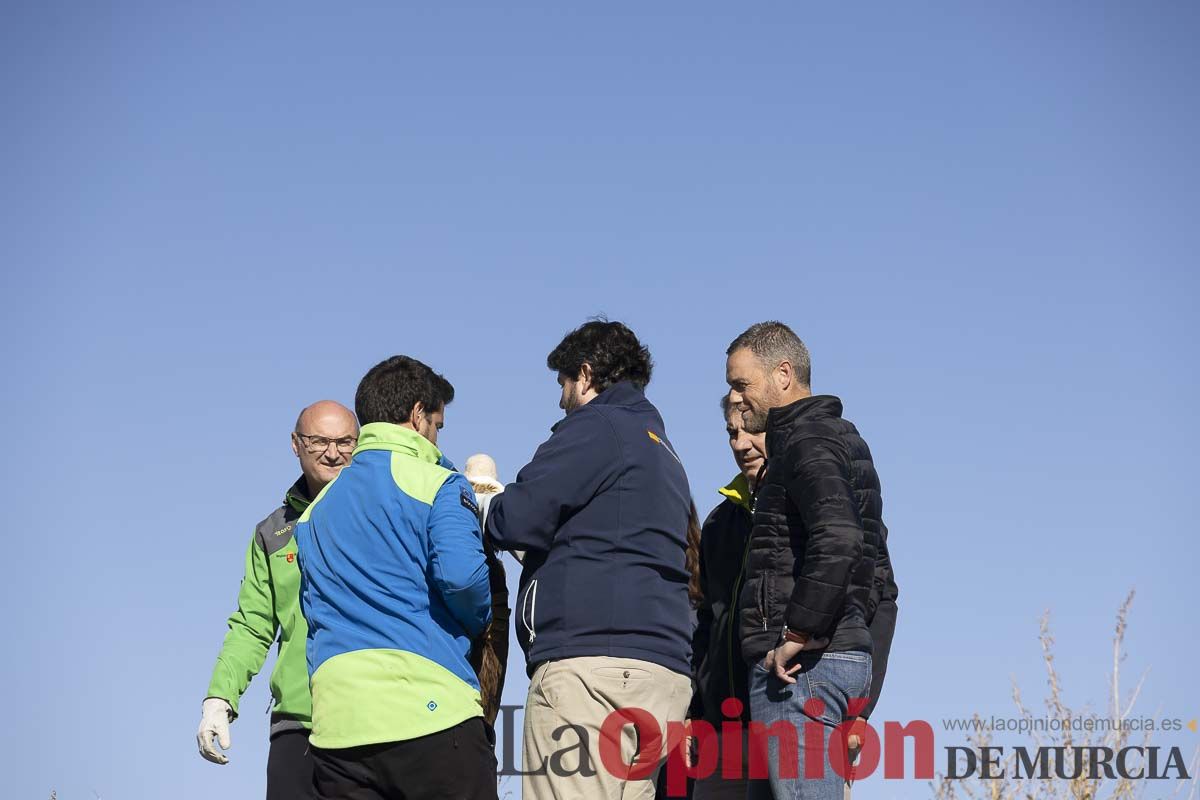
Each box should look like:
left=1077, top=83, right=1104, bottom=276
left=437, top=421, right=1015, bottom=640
left=862, top=599, right=897, bottom=719
left=687, top=508, right=720, bottom=719
left=867, top=520, right=898, bottom=619
left=782, top=436, right=864, bottom=636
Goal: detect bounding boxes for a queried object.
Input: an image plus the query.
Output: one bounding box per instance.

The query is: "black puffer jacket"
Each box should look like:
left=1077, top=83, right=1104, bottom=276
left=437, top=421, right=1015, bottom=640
left=738, top=395, right=885, bottom=665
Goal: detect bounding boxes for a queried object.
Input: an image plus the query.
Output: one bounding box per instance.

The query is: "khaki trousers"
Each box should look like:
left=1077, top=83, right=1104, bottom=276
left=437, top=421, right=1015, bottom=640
left=522, top=656, right=692, bottom=800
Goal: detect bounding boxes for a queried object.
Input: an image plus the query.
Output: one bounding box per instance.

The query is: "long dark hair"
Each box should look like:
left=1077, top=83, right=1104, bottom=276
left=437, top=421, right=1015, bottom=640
left=686, top=502, right=703, bottom=609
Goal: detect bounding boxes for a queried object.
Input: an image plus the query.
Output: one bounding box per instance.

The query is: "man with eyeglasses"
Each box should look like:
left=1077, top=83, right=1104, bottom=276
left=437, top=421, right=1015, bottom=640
left=197, top=400, right=359, bottom=800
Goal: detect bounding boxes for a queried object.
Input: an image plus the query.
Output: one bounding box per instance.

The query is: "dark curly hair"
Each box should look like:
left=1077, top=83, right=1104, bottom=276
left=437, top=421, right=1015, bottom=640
left=546, top=319, right=653, bottom=392
left=355, top=355, right=455, bottom=426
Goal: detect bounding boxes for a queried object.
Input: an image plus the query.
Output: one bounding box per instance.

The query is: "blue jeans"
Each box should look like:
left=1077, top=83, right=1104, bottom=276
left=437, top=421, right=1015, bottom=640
left=747, top=650, right=872, bottom=800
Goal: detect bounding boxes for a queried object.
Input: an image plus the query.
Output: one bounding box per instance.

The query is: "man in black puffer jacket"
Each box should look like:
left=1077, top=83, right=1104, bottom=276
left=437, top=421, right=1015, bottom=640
left=725, top=321, right=896, bottom=800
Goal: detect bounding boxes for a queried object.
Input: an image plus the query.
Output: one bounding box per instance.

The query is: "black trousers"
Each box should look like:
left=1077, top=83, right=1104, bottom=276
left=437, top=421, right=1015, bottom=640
left=312, top=718, right=498, bottom=800
left=267, top=729, right=316, bottom=800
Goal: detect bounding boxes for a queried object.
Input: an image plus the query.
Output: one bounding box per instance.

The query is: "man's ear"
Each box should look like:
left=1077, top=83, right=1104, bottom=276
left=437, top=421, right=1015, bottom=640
left=578, top=363, right=595, bottom=395
left=774, top=360, right=794, bottom=393
left=291, top=432, right=301, bottom=458
left=408, top=402, right=425, bottom=428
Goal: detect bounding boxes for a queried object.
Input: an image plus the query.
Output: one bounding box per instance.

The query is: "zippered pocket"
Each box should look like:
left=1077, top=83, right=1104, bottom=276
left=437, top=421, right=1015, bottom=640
left=758, top=577, right=768, bottom=632
left=521, top=579, right=539, bottom=642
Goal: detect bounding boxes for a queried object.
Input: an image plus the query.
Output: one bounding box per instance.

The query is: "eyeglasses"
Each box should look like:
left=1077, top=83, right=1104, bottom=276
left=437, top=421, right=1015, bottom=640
left=296, top=433, right=357, bottom=455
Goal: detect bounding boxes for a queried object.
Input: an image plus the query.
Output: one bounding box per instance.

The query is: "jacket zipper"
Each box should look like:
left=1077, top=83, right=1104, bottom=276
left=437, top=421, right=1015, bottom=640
left=751, top=462, right=769, bottom=633
left=758, top=578, right=768, bottom=632
left=522, top=579, right=538, bottom=643
left=727, top=509, right=754, bottom=701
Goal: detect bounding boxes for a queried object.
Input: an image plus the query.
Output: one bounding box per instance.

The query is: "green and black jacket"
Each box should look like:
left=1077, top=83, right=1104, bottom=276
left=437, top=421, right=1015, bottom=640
left=206, top=477, right=312, bottom=736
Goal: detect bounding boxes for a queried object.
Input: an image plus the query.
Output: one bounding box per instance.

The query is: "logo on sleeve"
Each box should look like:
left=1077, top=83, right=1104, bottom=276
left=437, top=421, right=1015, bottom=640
left=460, top=488, right=479, bottom=514
left=647, top=430, right=683, bottom=465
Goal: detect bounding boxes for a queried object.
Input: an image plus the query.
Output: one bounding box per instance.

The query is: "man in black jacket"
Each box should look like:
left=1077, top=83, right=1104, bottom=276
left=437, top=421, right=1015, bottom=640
left=483, top=320, right=694, bottom=800
left=725, top=321, right=897, bottom=800
left=688, top=396, right=771, bottom=799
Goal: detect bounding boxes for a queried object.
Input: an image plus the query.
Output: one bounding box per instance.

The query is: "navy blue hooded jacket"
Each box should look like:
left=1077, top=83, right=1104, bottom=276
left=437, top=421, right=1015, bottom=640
left=484, top=381, right=693, bottom=677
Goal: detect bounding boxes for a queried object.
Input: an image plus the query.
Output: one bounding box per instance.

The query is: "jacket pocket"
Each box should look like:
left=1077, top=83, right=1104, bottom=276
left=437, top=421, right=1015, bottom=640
left=521, top=579, right=539, bottom=643
left=757, top=578, right=768, bottom=632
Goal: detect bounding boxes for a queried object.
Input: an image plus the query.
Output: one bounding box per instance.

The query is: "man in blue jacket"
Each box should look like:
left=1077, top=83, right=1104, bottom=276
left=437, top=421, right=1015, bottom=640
left=483, top=320, right=694, bottom=800
left=295, top=355, right=496, bottom=800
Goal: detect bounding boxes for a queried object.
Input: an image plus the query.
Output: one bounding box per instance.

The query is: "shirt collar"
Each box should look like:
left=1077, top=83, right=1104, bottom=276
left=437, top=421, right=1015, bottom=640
left=284, top=475, right=312, bottom=513
left=717, top=473, right=753, bottom=512
left=586, top=380, right=646, bottom=408
left=551, top=380, right=649, bottom=433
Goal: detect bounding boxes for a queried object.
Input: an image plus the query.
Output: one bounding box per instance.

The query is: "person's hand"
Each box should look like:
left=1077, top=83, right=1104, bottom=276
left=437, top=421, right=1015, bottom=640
left=846, top=716, right=867, bottom=751
left=196, top=697, right=233, bottom=764
left=765, top=634, right=829, bottom=684
left=678, top=722, right=700, bottom=768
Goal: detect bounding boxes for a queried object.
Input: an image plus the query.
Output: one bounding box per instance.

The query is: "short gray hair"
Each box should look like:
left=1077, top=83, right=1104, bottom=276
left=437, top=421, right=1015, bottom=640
left=726, top=321, right=811, bottom=387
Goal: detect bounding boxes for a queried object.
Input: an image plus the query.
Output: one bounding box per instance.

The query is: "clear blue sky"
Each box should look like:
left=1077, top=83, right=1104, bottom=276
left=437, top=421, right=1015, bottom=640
left=2, top=3, right=1197, bottom=798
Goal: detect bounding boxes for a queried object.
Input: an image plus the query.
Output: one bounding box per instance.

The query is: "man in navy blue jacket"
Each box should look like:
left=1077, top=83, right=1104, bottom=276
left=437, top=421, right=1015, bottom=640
left=483, top=320, right=694, bottom=800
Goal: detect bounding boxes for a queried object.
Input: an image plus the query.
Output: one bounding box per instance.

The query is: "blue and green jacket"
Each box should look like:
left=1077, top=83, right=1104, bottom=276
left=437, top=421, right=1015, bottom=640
left=294, top=423, right=492, bottom=749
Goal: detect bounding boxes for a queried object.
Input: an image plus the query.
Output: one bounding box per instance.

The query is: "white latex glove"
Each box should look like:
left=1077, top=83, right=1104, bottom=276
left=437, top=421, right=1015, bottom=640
left=197, top=697, right=233, bottom=764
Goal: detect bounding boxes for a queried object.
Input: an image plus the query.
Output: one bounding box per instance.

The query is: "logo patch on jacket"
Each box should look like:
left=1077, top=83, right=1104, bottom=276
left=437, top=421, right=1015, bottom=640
left=647, top=430, right=683, bottom=465
left=460, top=489, right=479, bottom=514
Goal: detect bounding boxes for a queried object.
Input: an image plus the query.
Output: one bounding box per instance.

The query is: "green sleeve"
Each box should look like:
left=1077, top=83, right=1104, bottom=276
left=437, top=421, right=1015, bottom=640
left=205, top=532, right=277, bottom=717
